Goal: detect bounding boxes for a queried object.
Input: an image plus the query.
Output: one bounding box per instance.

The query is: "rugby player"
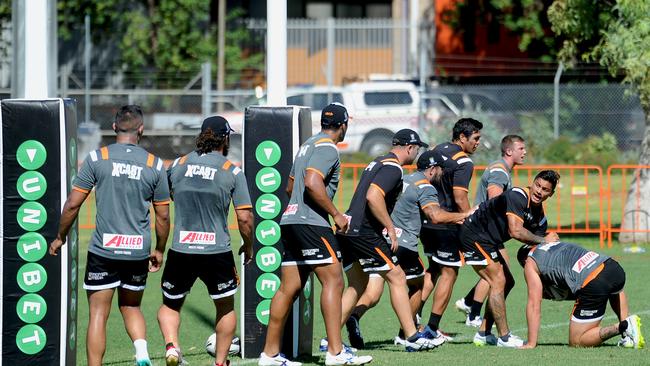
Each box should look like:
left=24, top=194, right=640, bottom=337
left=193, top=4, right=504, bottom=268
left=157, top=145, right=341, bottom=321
left=340, top=150, right=472, bottom=347
left=456, top=135, right=527, bottom=327
left=338, top=129, right=443, bottom=352
left=49, top=105, right=170, bottom=366
left=158, top=116, right=254, bottom=366
left=259, top=103, right=372, bottom=366
left=419, top=118, right=483, bottom=341
left=460, top=170, right=560, bottom=347
left=517, top=242, right=644, bottom=349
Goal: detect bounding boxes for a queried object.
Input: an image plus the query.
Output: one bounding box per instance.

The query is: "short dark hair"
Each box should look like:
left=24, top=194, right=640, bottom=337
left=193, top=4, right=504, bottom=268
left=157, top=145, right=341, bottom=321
left=452, top=118, right=483, bottom=141
left=516, top=245, right=534, bottom=267
left=534, top=170, right=560, bottom=190
left=196, top=128, right=229, bottom=155
left=500, top=135, right=525, bottom=156
left=114, top=105, right=144, bottom=133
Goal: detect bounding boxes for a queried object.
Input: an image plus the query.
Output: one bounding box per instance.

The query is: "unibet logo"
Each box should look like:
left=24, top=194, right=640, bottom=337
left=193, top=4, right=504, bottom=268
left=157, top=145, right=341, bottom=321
left=16, top=324, right=47, bottom=355
left=16, top=140, right=47, bottom=170
left=184, top=164, right=217, bottom=180
left=17, top=263, right=48, bottom=293
left=17, top=201, right=47, bottom=231
left=255, top=167, right=281, bottom=193
left=256, top=299, right=272, bottom=325
left=255, top=140, right=282, bottom=166
left=17, top=171, right=47, bottom=201
left=16, top=293, right=47, bottom=323
left=255, top=194, right=282, bottom=220
left=17, top=232, right=47, bottom=262
left=111, top=162, right=143, bottom=180
left=255, top=246, right=282, bottom=272
left=255, top=220, right=281, bottom=246
left=256, top=272, right=281, bottom=299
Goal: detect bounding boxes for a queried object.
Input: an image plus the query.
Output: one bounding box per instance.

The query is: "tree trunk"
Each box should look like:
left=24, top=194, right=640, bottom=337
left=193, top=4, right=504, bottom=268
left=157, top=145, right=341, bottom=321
left=619, top=103, right=650, bottom=243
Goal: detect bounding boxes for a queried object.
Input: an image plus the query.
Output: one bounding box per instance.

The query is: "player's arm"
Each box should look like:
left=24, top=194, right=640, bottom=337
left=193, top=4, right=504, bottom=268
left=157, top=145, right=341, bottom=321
left=423, top=203, right=468, bottom=225
left=235, top=207, right=254, bottom=264
left=304, top=170, right=347, bottom=232
left=367, top=184, right=398, bottom=251
left=286, top=176, right=295, bottom=197
left=49, top=189, right=89, bottom=255
left=522, top=258, right=543, bottom=349
left=507, top=214, right=546, bottom=245
left=150, top=203, right=170, bottom=272
left=453, top=188, right=471, bottom=212
left=486, top=184, right=505, bottom=199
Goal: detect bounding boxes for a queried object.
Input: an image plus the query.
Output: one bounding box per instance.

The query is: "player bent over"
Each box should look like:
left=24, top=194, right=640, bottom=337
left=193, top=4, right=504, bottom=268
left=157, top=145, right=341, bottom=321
left=459, top=170, right=560, bottom=347
left=339, top=150, right=471, bottom=347
left=456, top=135, right=526, bottom=327
left=158, top=116, right=254, bottom=366
left=517, top=242, right=644, bottom=349
left=259, top=104, right=372, bottom=366
left=50, top=105, right=170, bottom=366
left=338, top=129, right=442, bottom=352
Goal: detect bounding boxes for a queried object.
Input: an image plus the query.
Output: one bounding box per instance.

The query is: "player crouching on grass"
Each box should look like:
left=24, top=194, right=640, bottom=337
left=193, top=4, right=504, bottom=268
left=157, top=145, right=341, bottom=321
left=517, top=242, right=644, bottom=349
left=157, top=116, right=254, bottom=366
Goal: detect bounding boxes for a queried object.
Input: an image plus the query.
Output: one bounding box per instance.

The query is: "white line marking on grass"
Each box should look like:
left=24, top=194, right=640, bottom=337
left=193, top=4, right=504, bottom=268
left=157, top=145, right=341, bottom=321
left=231, top=359, right=265, bottom=366
left=451, top=309, right=650, bottom=343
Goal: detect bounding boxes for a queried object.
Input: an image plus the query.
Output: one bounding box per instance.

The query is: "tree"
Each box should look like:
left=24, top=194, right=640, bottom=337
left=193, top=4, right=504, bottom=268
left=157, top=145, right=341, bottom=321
left=548, top=0, right=650, bottom=242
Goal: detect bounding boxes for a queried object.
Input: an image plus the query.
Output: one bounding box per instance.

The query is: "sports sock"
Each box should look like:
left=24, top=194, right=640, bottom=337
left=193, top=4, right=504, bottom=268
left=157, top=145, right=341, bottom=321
left=478, top=331, right=487, bottom=337
left=464, top=288, right=475, bottom=305
left=407, top=332, right=421, bottom=342
left=499, top=333, right=511, bottom=342
left=133, top=339, right=149, bottom=361
left=469, top=301, right=483, bottom=319
left=427, top=313, right=442, bottom=331
left=398, top=328, right=405, bottom=339
left=619, top=320, right=629, bottom=334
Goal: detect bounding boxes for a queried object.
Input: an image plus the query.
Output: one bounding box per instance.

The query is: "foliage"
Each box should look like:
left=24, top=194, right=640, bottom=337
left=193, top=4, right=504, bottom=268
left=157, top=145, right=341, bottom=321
left=518, top=114, right=555, bottom=163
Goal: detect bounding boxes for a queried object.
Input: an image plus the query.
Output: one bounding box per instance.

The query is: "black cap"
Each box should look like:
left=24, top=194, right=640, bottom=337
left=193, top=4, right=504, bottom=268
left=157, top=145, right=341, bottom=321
left=416, top=149, right=443, bottom=170
left=321, top=103, right=349, bottom=127
left=201, top=116, right=235, bottom=135
left=392, top=129, right=428, bottom=148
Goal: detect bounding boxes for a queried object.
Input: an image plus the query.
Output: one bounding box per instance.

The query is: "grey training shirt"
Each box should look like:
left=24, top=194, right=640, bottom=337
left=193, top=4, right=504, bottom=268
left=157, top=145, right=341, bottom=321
left=280, top=132, right=340, bottom=228
left=167, top=151, right=252, bottom=254
left=474, top=158, right=512, bottom=206
left=391, top=171, right=439, bottom=252
left=74, top=143, right=170, bottom=260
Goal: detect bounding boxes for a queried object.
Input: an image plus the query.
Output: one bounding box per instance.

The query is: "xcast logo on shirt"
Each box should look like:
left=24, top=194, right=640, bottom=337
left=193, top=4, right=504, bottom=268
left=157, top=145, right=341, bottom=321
left=111, top=162, right=143, bottom=180
left=184, top=164, right=217, bottom=180
left=179, top=231, right=216, bottom=245
left=102, top=234, right=144, bottom=249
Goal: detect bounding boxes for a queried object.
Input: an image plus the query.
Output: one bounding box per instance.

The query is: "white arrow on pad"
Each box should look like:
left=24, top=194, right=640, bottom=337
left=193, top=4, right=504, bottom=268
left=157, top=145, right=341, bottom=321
left=264, top=148, right=273, bottom=160
left=26, top=148, right=37, bottom=162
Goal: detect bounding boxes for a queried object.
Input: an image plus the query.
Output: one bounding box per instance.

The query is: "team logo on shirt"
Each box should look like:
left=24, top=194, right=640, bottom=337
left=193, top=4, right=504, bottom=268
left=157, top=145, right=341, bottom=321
left=283, top=204, right=298, bottom=216
left=572, top=251, right=599, bottom=273
left=184, top=164, right=218, bottom=180
left=111, top=163, right=143, bottom=180
left=179, top=231, right=216, bottom=245
left=102, top=234, right=144, bottom=249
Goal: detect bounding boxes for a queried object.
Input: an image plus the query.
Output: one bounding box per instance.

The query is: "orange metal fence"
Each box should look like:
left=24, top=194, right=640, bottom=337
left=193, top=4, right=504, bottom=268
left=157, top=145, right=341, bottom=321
left=78, top=163, right=650, bottom=248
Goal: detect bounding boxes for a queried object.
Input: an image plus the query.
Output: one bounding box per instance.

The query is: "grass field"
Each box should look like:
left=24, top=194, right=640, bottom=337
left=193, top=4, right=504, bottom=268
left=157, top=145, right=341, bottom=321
left=76, top=223, right=650, bottom=365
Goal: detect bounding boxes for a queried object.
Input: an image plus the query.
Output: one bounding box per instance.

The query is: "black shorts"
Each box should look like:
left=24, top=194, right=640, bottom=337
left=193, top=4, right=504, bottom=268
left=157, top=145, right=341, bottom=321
left=572, top=259, right=626, bottom=323
left=459, top=227, right=500, bottom=266
left=339, top=233, right=399, bottom=273
left=396, top=247, right=425, bottom=280
left=420, top=226, right=463, bottom=267
left=161, top=250, right=238, bottom=301
left=280, top=224, right=341, bottom=266
left=83, top=251, right=149, bottom=291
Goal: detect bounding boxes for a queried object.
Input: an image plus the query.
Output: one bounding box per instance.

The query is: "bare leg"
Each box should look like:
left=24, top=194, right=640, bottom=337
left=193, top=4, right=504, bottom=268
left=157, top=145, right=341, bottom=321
left=313, top=262, right=345, bottom=355
left=382, top=266, right=417, bottom=337
left=262, top=265, right=310, bottom=355
left=157, top=303, right=184, bottom=348
left=569, top=319, right=622, bottom=347
left=351, top=276, right=385, bottom=319
left=341, top=263, right=369, bottom=327
left=610, top=291, right=629, bottom=321
left=214, top=296, right=236, bottom=365
left=118, top=288, right=147, bottom=341
left=474, top=262, right=508, bottom=337
left=86, top=289, right=114, bottom=366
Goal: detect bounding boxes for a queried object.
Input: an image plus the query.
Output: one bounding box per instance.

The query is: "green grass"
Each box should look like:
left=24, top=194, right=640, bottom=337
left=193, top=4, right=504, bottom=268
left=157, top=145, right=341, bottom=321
left=76, top=222, right=650, bottom=365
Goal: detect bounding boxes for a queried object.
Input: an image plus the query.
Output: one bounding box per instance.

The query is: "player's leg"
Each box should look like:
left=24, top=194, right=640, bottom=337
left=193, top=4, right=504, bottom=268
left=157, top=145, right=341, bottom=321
left=213, top=295, right=236, bottom=365
left=610, top=290, right=629, bottom=321
left=474, top=262, right=508, bottom=337
left=419, top=258, right=440, bottom=308
left=426, top=265, right=458, bottom=333
left=341, top=262, right=369, bottom=327
left=350, top=275, right=385, bottom=320
left=262, top=264, right=311, bottom=355
left=86, top=289, right=115, bottom=366
left=382, top=265, right=418, bottom=337
left=480, top=253, right=516, bottom=335
left=117, top=257, right=151, bottom=364
left=313, top=262, right=345, bottom=355
left=465, top=247, right=508, bottom=324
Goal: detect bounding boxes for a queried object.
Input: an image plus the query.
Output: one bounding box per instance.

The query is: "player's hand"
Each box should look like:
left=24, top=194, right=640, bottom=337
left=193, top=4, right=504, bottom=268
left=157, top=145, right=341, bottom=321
left=388, top=230, right=398, bottom=252
left=333, top=213, right=349, bottom=234
left=48, top=237, right=65, bottom=256
left=519, top=342, right=536, bottom=349
left=544, top=231, right=559, bottom=243
left=239, top=244, right=253, bottom=265
left=149, top=249, right=164, bottom=272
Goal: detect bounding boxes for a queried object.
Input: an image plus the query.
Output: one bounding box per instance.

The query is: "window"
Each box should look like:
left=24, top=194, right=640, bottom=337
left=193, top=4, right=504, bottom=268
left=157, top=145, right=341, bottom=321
left=364, top=92, right=413, bottom=106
